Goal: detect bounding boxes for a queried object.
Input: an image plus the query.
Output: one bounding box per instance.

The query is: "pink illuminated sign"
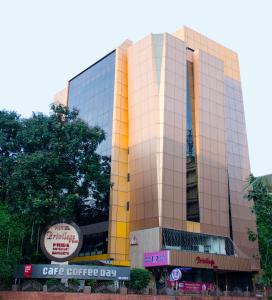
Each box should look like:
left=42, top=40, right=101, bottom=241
left=143, top=250, right=170, bottom=267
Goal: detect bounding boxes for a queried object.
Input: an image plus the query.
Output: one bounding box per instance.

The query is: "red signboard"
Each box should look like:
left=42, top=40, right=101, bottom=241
left=23, top=264, right=32, bottom=278
left=167, top=280, right=214, bottom=293
left=179, top=281, right=213, bottom=292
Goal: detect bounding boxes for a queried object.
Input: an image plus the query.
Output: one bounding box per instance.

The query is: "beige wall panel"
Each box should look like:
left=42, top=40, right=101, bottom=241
left=128, top=33, right=188, bottom=232
left=170, top=250, right=258, bottom=272
left=224, top=75, right=259, bottom=265
left=128, top=34, right=161, bottom=231
left=160, top=34, right=187, bottom=228
left=193, top=50, right=230, bottom=235
left=130, top=228, right=161, bottom=268
left=174, top=26, right=241, bottom=82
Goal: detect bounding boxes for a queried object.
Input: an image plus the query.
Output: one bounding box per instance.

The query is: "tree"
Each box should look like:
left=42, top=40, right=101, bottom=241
left=247, top=174, right=272, bottom=286
left=0, top=110, right=21, bottom=203
left=0, top=104, right=111, bottom=264
left=128, top=268, right=151, bottom=293
left=0, top=203, right=25, bottom=283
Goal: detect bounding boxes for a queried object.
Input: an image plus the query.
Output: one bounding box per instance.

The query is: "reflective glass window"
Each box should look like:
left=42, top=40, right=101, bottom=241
left=68, top=51, right=116, bottom=156
left=67, top=52, right=116, bottom=252
left=186, top=61, right=200, bottom=222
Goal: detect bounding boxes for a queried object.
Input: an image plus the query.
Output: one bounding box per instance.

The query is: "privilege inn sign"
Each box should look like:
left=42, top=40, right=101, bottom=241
left=40, top=222, right=83, bottom=262
left=15, top=264, right=130, bottom=281
left=15, top=222, right=130, bottom=281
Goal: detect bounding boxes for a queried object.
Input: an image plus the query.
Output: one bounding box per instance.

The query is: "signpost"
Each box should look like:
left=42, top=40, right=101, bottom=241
left=170, top=268, right=182, bottom=291
left=15, top=222, right=131, bottom=285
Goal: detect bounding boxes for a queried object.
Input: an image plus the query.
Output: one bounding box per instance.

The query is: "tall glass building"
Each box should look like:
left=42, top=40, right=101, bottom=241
left=55, top=27, right=259, bottom=290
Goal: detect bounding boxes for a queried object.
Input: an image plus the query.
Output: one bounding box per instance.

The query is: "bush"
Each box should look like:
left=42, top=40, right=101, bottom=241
left=45, top=278, right=66, bottom=292
left=85, top=279, right=96, bottom=288
left=94, top=284, right=116, bottom=294
left=45, top=278, right=60, bottom=286
left=68, top=278, right=80, bottom=286
left=128, top=268, right=150, bottom=293
left=0, top=203, right=26, bottom=283
left=21, top=280, right=42, bottom=291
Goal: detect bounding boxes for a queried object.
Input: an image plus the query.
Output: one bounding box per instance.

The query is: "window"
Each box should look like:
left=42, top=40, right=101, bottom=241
left=68, top=51, right=116, bottom=255
left=186, top=61, right=200, bottom=222
left=162, top=228, right=235, bottom=256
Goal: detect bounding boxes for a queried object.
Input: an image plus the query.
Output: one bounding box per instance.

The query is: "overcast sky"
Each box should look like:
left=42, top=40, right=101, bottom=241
left=0, top=0, right=271, bottom=176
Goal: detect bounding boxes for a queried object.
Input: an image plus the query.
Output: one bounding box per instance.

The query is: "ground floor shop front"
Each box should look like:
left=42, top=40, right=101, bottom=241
left=149, top=266, right=254, bottom=293
left=142, top=250, right=259, bottom=294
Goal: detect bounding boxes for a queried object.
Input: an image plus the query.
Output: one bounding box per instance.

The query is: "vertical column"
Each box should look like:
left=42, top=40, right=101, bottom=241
left=128, top=35, right=161, bottom=232
left=193, top=50, right=230, bottom=237
left=224, top=75, right=259, bottom=263
left=160, top=34, right=187, bottom=230
left=108, top=40, right=132, bottom=265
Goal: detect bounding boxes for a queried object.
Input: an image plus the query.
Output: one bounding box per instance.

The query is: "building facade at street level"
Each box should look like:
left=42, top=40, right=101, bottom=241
left=55, top=26, right=260, bottom=291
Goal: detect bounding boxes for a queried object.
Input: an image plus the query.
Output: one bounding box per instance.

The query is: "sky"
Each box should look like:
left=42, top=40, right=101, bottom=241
left=0, top=0, right=271, bottom=176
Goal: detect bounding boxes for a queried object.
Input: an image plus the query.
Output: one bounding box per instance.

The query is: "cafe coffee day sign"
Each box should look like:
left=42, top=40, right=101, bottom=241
left=15, top=264, right=130, bottom=281
left=40, top=222, right=83, bottom=262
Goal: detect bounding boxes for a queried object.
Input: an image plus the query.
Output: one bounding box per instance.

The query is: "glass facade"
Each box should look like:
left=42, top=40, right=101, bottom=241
left=68, top=51, right=116, bottom=253
left=186, top=61, right=200, bottom=222
left=68, top=51, right=116, bottom=156
left=79, top=231, right=108, bottom=257
left=162, top=228, right=234, bottom=256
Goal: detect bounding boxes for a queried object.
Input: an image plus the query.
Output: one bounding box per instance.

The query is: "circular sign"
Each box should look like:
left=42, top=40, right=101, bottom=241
left=170, top=268, right=182, bottom=281
left=40, top=222, right=83, bottom=262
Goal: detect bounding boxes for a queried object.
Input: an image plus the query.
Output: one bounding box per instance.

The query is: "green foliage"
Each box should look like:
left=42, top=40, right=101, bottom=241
left=128, top=268, right=151, bottom=293
left=248, top=228, right=258, bottom=242
left=85, top=279, right=96, bottom=287
left=45, top=278, right=60, bottom=286
left=0, top=203, right=25, bottom=282
left=68, top=278, right=80, bottom=286
left=0, top=104, right=111, bottom=272
left=247, top=174, right=272, bottom=286
left=1, top=105, right=110, bottom=225
left=0, top=110, right=21, bottom=203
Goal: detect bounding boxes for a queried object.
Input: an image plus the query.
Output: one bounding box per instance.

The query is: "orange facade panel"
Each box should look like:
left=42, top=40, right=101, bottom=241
left=108, top=40, right=132, bottom=262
